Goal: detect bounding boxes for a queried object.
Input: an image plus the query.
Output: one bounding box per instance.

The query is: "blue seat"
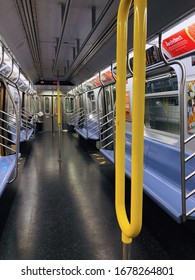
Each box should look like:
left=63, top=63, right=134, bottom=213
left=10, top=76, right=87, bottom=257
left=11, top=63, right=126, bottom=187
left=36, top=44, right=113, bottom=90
left=143, top=139, right=195, bottom=222
left=75, top=118, right=100, bottom=140
left=75, top=126, right=88, bottom=139
left=0, top=154, right=19, bottom=196
left=10, top=126, right=34, bottom=143
left=100, top=149, right=114, bottom=163
left=100, top=132, right=133, bottom=166
left=101, top=131, right=195, bottom=222
left=87, top=119, right=100, bottom=140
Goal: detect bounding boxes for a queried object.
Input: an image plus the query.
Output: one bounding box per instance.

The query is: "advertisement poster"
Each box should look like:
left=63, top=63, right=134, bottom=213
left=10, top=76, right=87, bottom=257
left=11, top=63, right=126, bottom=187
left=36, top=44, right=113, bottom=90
left=101, top=70, right=114, bottom=84
left=92, top=75, right=102, bottom=87
left=146, top=46, right=161, bottom=66
left=125, top=91, right=131, bottom=121
left=162, top=23, right=195, bottom=58
left=187, top=80, right=195, bottom=133
left=85, top=81, right=95, bottom=90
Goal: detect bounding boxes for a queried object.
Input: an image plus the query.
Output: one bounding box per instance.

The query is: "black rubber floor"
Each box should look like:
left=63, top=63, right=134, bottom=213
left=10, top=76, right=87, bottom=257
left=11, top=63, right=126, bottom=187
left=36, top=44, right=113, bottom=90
left=0, top=131, right=195, bottom=260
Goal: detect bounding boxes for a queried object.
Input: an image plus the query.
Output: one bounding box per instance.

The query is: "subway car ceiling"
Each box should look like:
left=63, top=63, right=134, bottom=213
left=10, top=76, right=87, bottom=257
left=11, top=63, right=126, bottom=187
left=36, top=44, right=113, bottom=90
left=0, top=0, right=195, bottom=89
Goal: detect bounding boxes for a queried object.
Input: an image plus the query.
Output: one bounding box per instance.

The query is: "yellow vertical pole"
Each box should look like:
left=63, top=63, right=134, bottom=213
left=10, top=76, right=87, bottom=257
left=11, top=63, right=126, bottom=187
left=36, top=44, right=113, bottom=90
left=116, top=0, right=133, bottom=245
left=52, top=91, right=54, bottom=116
left=57, top=82, right=61, bottom=127
left=131, top=0, right=147, bottom=240
left=57, top=81, right=62, bottom=161
left=115, top=0, right=147, bottom=247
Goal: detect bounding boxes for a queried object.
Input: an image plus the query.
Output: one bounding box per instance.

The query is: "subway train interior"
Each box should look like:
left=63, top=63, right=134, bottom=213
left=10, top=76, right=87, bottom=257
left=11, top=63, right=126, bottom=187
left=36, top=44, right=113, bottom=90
left=0, top=0, right=195, bottom=260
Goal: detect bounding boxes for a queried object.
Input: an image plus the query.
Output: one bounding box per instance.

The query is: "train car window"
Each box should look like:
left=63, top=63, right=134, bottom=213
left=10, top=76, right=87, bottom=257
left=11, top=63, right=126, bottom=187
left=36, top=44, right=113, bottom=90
left=105, top=87, right=112, bottom=113
left=79, top=94, right=84, bottom=108
left=69, top=98, right=74, bottom=113
left=112, top=86, right=116, bottom=105
left=74, top=95, right=81, bottom=113
left=7, top=85, right=19, bottom=113
left=29, top=95, right=34, bottom=113
left=54, top=97, right=58, bottom=115
left=146, top=75, right=178, bottom=94
left=104, top=86, right=116, bottom=122
left=145, top=96, right=179, bottom=134
left=111, top=86, right=116, bottom=119
left=34, top=96, right=41, bottom=113
left=87, top=91, right=96, bottom=113
left=145, top=74, right=179, bottom=134
left=64, top=98, right=68, bottom=113
left=44, top=97, right=50, bottom=115
left=64, top=97, right=73, bottom=113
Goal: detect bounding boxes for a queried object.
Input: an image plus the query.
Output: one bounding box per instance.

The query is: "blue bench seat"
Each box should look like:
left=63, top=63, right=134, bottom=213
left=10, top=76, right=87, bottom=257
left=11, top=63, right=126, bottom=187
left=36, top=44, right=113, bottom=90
left=143, top=169, right=195, bottom=222
left=75, top=127, right=88, bottom=139
left=20, top=127, right=34, bottom=142
left=100, top=132, right=195, bottom=222
left=144, top=138, right=195, bottom=222
left=100, top=149, right=114, bottom=163
left=10, top=126, right=34, bottom=143
left=75, top=118, right=100, bottom=140
left=0, top=154, right=18, bottom=196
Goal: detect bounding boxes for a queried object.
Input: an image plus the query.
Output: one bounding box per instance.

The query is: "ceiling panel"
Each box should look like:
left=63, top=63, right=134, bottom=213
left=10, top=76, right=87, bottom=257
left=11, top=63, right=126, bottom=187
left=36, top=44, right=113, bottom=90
left=0, top=0, right=195, bottom=88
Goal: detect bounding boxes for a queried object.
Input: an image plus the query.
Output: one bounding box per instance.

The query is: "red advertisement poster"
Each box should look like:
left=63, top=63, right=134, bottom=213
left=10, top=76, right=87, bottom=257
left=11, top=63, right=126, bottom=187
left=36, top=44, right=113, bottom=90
left=162, top=23, right=195, bottom=58
left=92, top=75, right=102, bottom=87
left=101, top=70, right=114, bottom=84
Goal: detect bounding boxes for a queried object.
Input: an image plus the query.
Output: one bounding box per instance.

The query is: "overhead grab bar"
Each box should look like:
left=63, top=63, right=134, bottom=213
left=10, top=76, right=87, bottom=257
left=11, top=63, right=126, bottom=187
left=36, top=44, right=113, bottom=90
left=115, top=0, right=147, bottom=250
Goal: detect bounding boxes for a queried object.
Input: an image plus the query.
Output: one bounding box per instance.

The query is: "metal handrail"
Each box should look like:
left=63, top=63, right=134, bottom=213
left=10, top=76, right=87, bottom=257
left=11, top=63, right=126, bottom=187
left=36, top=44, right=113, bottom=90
left=101, top=132, right=114, bottom=143
left=69, top=114, right=74, bottom=124
left=0, top=109, right=16, bottom=118
left=185, top=171, right=195, bottom=181
left=1, top=78, right=20, bottom=183
left=88, top=122, right=99, bottom=131
left=100, top=122, right=113, bottom=133
left=86, top=108, right=99, bottom=136
left=99, top=110, right=114, bottom=121
left=186, top=208, right=195, bottom=217
left=184, top=133, right=195, bottom=144
left=185, top=152, right=195, bottom=163
left=0, top=124, right=17, bottom=138
left=8, top=112, right=34, bottom=141
left=0, top=131, right=16, bottom=145
left=100, top=125, right=113, bottom=136
left=96, top=77, right=115, bottom=146
left=99, top=110, right=115, bottom=149
left=101, top=140, right=114, bottom=150
left=186, top=189, right=195, bottom=199
left=74, top=107, right=85, bottom=116
left=74, top=107, right=85, bottom=126
left=0, top=142, right=16, bottom=153
left=158, top=34, right=187, bottom=222
left=21, top=111, right=34, bottom=119
left=115, top=0, right=147, bottom=249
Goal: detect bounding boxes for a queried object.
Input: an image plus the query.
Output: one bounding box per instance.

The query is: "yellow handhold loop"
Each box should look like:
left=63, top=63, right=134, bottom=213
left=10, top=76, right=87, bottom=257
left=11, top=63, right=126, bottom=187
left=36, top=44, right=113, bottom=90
left=115, top=0, right=147, bottom=244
